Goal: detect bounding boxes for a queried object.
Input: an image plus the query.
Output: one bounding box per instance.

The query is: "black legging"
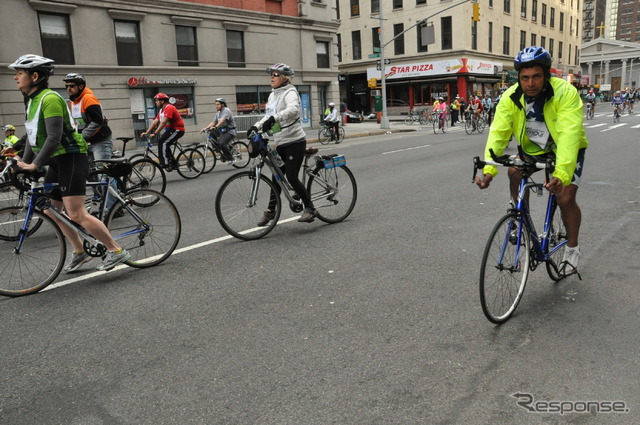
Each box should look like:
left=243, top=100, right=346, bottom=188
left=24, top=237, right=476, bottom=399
left=267, top=140, right=314, bottom=211
left=158, top=128, right=184, bottom=166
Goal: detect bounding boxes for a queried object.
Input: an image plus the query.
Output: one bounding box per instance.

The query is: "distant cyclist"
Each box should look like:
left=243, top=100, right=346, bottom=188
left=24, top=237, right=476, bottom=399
left=3, top=124, right=20, bottom=148
left=584, top=89, right=596, bottom=115
left=141, top=93, right=185, bottom=171
left=611, top=90, right=624, bottom=117
left=201, top=97, right=237, bottom=164
left=323, top=102, right=341, bottom=143
left=475, top=46, right=589, bottom=276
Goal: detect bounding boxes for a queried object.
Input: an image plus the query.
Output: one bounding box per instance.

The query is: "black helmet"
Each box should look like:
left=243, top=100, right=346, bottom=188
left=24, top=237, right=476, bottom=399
left=63, top=73, right=86, bottom=85
left=514, top=46, right=552, bottom=71
left=215, top=97, right=227, bottom=106
left=266, top=63, right=295, bottom=77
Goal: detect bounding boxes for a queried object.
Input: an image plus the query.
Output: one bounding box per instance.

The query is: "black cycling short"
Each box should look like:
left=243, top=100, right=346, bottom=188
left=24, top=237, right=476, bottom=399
left=44, top=153, right=90, bottom=200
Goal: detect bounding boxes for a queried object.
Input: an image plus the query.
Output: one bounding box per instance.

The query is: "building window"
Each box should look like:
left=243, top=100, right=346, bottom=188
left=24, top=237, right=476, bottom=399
left=226, top=30, right=245, bottom=68
left=394, top=23, right=405, bottom=55
left=503, top=26, right=511, bottom=55
left=316, top=41, right=330, bottom=68
left=38, top=13, right=74, bottom=64
left=175, top=26, right=198, bottom=66
left=540, top=35, right=545, bottom=48
left=541, top=3, right=547, bottom=25
left=504, top=0, right=511, bottom=13
left=520, top=30, right=526, bottom=50
left=337, top=33, right=342, bottom=62
left=441, top=16, right=452, bottom=50
left=417, top=0, right=427, bottom=4
left=548, top=38, right=554, bottom=57
left=558, top=41, right=563, bottom=61
left=521, top=0, right=527, bottom=18
left=471, top=21, right=478, bottom=50
left=352, top=30, right=361, bottom=60
left=532, top=0, right=538, bottom=21
left=560, top=12, right=564, bottom=31
left=550, top=7, right=555, bottom=28
left=393, top=0, right=403, bottom=8
left=372, top=27, right=380, bottom=52
left=115, top=20, right=142, bottom=66
left=531, top=33, right=537, bottom=45
left=351, top=0, right=359, bottom=16
left=371, top=0, right=380, bottom=13
left=488, top=22, right=493, bottom=52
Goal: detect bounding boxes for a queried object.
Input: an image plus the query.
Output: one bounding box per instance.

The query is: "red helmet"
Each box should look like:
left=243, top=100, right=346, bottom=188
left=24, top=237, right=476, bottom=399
left=154, top=92, right=169, bottom=100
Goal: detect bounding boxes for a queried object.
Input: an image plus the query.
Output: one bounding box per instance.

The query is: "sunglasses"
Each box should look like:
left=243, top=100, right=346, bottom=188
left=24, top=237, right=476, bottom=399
left=64, top=84, right=77, bottom=89
left=270, top=72, right=281, bottom=78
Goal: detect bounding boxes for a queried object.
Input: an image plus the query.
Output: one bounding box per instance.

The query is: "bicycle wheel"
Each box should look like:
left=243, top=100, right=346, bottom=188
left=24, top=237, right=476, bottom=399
left=105, top=189, right=181, bottom=268
left=404, top=116, right=414, bottom=125
left=337, top=127, right=345, bottom=143
left=479, top=212, right=530, bottom=324
left=0, top=208, right=66, bottom=297
left=125, top=158, right=167, bottom=204
left=307, top=165, right=357, bottom=223
left=433, top=118, right=439, bottom=134
left=418, top=114, right=428, bottom=125
left=465, top=119, right=473, bottom=135
left=441, top=118, right=448, bottom=133
left=231, top=141, right=250, bottom=168
left=201, top=144, right=217, bottom=174
left=176, top=148, right=205, bottom=179
left=0, top=181, right=26, bottom=210
left=318, top=128, right=331, bottom=145
left=215, top=171, right=281, bottom=240
left=476, top=117, right=486, bottom=133
left=545, top=208, right=567, bottom=281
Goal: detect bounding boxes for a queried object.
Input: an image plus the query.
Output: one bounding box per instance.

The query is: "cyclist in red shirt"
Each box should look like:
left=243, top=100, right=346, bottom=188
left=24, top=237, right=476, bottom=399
left=141, top=93, right=185, bottom=170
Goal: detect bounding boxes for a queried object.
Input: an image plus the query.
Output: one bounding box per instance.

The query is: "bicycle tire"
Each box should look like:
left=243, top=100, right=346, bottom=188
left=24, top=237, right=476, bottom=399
left=545, top=208, right=568, bottom=281
left=125, top=158, right=167, bottom=202
left=318, top=128, right=331, bottom=145
left=441, top=118, right=448, bottom=133
left=0, top=208, right=66, bottom=297
left=0, top=181, right=26, bottom=210
left=465, top=119, right=473, bottom=135
left=104, top=189, right=181, bottom=268
left=404, top=116, right=414, bottom=125
left=201, top=144, right=217, bottom=174
left=127, top=153, right=147, bottom=164
left=337, top=127, right=345, bottom=143
left=231, top=141, right=250, bottom=168
left=477, top=117, right=486, bottom=133
left=176, top=148, right=205, bottom=179
left=307, top=165, right=357, bottom=223
left=432, top=118, right=439, bottom=134
left=215, top=171, right=281, bottom=241
left=479, top=212, right=530, bottom=324
left=418, top=114, right=428, bottom=125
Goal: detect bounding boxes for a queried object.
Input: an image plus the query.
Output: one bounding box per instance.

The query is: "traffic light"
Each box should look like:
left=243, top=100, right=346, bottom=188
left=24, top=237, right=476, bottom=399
left=368, top=78, right=379, bottom=89
left=472, top=3, right=480, bottom=21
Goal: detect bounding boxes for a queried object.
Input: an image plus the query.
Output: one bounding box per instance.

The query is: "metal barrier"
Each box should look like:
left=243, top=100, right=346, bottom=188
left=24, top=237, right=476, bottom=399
left=234, top=115, right=261, bottom=132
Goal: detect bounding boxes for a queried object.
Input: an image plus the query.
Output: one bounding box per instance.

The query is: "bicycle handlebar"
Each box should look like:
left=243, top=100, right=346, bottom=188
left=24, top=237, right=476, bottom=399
left=473, top=148, right=554, bottom=183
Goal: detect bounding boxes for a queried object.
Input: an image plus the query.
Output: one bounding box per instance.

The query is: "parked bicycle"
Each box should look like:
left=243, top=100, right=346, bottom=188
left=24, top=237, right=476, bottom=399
left=0, top=157, right=181, bottom=297
left=403, top=109, right=429, bottom=125
left=465, top=114, right=486, bottom=135
left=197, top=130, right=250, bottom=174
left=129, top=136, right=205, bottom=179
left=472, top=149, right=571, bottom=324
left=318, top=120, right=345, bottom=145
left=215, top=132, right=357, bottom=240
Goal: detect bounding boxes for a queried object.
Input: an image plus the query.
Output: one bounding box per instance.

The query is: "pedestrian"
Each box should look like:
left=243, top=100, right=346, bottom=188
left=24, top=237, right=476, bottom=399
left=450, top=96, right=461, bottom=126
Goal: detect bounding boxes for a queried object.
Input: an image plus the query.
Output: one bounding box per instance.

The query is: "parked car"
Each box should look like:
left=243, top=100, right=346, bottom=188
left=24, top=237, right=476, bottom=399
left=343, top=110, right=364, bottom=123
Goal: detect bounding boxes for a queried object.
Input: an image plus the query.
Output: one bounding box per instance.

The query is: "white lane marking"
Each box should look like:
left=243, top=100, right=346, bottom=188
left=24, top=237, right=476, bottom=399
left=382, top=145, right=431, bottom=155
left=585, top=123, right=607, bottom=128
left=601, top=123, right=628, bottom=132
left=42, top=216, right=301, bottom=292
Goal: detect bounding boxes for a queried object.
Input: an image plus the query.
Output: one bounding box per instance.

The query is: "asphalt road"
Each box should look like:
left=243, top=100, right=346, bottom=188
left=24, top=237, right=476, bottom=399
left=1, top=111, right=639, bottom=424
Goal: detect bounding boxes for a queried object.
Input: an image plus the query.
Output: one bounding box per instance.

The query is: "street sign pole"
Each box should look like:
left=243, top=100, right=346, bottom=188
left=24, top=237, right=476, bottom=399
left=379, top=6, right=390, bottom=129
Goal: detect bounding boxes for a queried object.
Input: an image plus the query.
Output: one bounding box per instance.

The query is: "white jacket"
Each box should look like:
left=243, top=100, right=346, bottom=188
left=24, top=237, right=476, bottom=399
left=254, top=84, right=306, bottom=147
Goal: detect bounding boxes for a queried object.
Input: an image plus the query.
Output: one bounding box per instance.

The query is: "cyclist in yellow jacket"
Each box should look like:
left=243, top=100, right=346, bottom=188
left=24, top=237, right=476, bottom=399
left=475, top=46, right=589, bottom=276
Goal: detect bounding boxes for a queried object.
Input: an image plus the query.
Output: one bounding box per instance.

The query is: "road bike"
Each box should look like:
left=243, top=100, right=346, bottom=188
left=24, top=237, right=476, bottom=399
left=585, top=102, right=594, bottom=120
left=0, top=157, right=181, bottom=297
left=432, top=112, right=448, bottom=134
left=115, top=137, right=167, bottom=195
left=472, top=149, right=573, bottom=324
left=215, top=133, right=357, bottom=241
left=613, top=104, right=622, bottom=123
left=129, top=137, right=205, bottom=179
left=197, top=130, right=250, bottom=174
left=318, top=120, right=345, bottom=145
left=465, top=113, right=486, bottom=135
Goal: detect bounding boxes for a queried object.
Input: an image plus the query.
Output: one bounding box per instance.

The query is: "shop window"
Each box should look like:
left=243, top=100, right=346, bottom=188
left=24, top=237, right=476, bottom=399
left=317, top=41, right=330, bottom=68
left=176, top=26, right=198, bottom=66
left=227, top=30, right=245, bottom=68
left=115, top=21, right=142, bottom=66
left=38, top=13, right=75, bottom=64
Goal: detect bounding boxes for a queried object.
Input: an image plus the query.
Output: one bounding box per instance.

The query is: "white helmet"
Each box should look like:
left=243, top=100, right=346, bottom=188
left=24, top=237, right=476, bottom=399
left=328, top=102, right=335, bottom=107
left=8, top=54, right=55, bottom=76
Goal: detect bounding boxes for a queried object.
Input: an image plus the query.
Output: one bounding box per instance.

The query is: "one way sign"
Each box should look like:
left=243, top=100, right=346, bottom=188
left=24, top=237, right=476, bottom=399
left=376, top=59, right=391, bottom=70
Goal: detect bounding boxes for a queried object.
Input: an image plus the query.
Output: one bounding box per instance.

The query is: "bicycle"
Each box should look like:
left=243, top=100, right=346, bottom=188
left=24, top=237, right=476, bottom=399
left=472, top=149, right=574, bottom=324
left=432, top=111, right=448, bottom=134
left=465, top=113, right=486, bottom=134
left=115, top=137, right=167, bottom=195
left=613, top=104, right=622, bottom=123
left=0, top=157, right=181, bottom=297
left=318, top=120, right=345, bottom=145
left=197, top=130, right=250, bottom=174
left=585, top=102, right=594, bottom=120
left=129, top=137, right=205, bottom=179
left=215, top=133, right=357, bottom=241
left=403, top=109, right=429, bottom=126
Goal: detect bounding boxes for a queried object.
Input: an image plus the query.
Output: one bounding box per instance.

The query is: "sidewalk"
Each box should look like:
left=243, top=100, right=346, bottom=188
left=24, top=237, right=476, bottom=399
left=307, top=116, right=419, bottom=143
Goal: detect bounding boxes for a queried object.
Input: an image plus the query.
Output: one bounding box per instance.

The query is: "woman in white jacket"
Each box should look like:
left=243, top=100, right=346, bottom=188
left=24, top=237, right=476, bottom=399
left=249, top=63, right=317, bottom=225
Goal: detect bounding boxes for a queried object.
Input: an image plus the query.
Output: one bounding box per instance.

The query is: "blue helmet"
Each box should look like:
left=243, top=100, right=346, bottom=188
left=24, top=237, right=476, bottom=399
left=514, top=46, right=552, bottom=71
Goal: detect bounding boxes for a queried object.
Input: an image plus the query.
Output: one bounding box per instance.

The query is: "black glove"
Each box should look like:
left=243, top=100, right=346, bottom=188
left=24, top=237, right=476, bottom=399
left=247, top=126, right=259, bottom=140
left=261, top=116, right=276, bottom=133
